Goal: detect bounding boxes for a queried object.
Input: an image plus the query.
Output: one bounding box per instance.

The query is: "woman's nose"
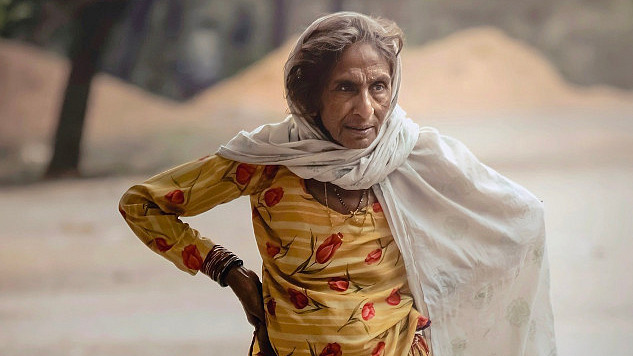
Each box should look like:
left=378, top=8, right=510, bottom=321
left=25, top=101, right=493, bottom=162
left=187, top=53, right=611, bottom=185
left=353, top=90, right=374, bottom=119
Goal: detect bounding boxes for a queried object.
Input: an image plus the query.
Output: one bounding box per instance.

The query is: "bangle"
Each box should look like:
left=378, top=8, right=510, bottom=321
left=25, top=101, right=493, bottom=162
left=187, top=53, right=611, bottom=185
left=202, top=245, right=244, bottom=287
left=219, top=258, right=244, bottom=287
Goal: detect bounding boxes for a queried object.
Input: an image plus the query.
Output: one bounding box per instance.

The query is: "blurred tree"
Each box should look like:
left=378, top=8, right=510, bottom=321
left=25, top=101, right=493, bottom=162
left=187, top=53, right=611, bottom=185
left=0, top=0, right=42, bottom=36
left=270, top=0, right=287, bottom=48
left=45, top=0, right=129, bottom=178
left=111, top=0, right=155, bottom=79
left=231, top=4, right=253, bottom=47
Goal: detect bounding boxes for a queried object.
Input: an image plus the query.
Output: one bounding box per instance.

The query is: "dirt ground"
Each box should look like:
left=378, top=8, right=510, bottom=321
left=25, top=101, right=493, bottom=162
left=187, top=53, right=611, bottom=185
left=1, top=104, right=632, bottom=356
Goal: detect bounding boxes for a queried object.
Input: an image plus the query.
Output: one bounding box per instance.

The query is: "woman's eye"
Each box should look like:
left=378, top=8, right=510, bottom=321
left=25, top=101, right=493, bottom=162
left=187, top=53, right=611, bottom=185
left=337, top=84, right=353, bottom=92
left=372, top=83, right=386, bottom=91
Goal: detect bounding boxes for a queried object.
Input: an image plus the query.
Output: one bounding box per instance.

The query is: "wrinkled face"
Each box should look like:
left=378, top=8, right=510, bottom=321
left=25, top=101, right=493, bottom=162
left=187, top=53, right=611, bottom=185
left=319, top=42, right=392, bottom=149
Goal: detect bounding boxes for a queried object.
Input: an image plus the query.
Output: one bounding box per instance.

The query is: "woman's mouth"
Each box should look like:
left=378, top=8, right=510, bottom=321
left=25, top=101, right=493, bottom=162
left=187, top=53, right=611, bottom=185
left=345, top=125, right=373, bottom=135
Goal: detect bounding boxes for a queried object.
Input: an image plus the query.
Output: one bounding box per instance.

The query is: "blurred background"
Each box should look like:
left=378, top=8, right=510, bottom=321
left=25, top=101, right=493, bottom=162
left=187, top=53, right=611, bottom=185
left=1, top=0, right=632, bottom=355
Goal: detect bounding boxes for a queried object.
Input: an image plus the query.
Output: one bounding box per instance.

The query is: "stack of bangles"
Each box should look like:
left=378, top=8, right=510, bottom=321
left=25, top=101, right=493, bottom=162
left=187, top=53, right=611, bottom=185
left=202, top=244, right=244, bottom=287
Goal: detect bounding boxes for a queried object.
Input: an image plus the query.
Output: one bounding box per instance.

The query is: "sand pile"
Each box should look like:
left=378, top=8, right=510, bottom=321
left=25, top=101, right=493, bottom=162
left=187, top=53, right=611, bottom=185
left=182, top=39, right=295, bottom=133
left=398, top=27, right=632, bottom=115
left=0, top=40, right=180, bottom=145
left=0, top=41, right=69, bottom=147
left=0, top=39, right=182, bottom=177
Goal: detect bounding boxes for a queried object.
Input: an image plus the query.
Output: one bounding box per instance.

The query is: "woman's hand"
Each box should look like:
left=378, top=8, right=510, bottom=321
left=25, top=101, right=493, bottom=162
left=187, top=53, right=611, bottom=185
left=224, top=266, right=277, bottom=356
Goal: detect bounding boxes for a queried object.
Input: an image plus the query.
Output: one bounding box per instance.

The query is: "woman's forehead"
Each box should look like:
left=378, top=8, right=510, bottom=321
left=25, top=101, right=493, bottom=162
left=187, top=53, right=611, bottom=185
left=328, top=43, right=391, bottom=81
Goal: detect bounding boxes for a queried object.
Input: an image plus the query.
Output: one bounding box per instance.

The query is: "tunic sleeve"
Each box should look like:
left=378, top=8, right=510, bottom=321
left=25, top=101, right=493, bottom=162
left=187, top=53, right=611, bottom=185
left=118, top=154, right=277, bottom=275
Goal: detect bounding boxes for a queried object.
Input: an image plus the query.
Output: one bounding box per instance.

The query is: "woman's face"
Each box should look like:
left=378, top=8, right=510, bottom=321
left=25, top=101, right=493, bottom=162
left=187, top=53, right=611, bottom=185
left=319, top=42, right=392, bottom=149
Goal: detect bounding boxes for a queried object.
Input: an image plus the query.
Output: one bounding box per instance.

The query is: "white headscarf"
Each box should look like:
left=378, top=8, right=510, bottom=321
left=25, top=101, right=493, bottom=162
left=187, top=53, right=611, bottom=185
left=218, top=12, right=556, bottom=356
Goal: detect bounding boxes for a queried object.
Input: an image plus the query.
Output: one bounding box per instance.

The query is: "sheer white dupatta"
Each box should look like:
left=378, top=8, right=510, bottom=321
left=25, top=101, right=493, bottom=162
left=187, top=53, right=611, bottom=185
left=218, top=110, right=556, bottom=355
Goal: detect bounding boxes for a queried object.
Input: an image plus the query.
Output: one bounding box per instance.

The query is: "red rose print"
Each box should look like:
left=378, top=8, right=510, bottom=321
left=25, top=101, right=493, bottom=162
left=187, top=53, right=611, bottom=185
left=316, top=232, right=343, bottom=264
left=416, top=315, right=431, bottom=331
left=372, top=202, right=382, bottom=212
left=386, top=288, right=401, bottom=306
left=413, top=334, right=430, bottom=354
left=264, top=187, right=284, bottom=207
left=165, top=189, right=185, bottom=204
left=421, top=336, right=430, bottom=354
left=287, top=288, right=308, bottom=309
left=155, top=237, right=173, bottom=252
left=263, top=165, right=280, bottom=179
left=319, top=343, right=342, bottom=356
left=365, top=249, right=382, bottom=264
left=182, top=244, right=203, bottom=270
left=362, top=302, right=375, bottom=321
left=371, top=341, right=385, bottom=356
left=235, top=163, right=256, bottom=185
left=266, top=242, right=281, bottom=257
left=328, top=277, right=349, bottom=292
left=267, top=298, right=276, bottom=316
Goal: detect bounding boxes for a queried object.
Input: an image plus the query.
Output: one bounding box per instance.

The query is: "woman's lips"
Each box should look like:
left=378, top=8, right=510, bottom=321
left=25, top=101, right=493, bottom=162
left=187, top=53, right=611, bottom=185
left=345, top=125, right=373, bottom=134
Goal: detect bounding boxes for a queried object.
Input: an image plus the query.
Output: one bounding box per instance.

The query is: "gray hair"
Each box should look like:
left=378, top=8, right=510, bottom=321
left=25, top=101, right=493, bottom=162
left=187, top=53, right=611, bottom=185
left=284, top=12, right=404, bottom=122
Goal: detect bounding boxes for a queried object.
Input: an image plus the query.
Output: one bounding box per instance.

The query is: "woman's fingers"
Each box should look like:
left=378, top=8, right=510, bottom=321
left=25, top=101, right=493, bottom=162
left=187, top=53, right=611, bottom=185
left=243, top=270, right=267, bottom=322
left=256, top=324, right=276, bottom=356
left=227, top=267, right=275, bottom=354
left=228, top=267, right=266, bottom=326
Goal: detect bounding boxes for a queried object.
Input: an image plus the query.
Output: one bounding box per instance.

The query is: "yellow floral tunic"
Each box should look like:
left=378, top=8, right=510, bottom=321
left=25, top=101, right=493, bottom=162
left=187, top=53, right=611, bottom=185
left=119, top=154, right=431, bottom=356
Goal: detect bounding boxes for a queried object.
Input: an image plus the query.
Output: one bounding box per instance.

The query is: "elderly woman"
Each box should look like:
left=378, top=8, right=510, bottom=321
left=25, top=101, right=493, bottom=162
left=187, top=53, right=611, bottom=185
left=119, top=12, right=556, bottom=356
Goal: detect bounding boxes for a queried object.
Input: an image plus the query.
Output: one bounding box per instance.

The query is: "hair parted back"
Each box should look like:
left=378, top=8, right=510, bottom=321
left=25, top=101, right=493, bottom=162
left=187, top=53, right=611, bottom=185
left=284, top=12, right=404, bottom=121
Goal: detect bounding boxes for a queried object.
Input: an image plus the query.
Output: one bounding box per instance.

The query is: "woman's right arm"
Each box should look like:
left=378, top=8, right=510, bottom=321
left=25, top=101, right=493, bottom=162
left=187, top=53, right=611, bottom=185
left=119, top=154, right=278, bottom=354
left=118, top=154, right=271, bottom=274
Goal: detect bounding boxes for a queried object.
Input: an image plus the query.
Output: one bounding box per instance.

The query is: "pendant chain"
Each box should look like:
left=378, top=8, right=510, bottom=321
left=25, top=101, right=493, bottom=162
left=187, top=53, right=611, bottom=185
left=322, top=181, right=370, bottom=231
left=325, top=182, right=368, bottom=216
left=324, top=181, right=333, bottom=227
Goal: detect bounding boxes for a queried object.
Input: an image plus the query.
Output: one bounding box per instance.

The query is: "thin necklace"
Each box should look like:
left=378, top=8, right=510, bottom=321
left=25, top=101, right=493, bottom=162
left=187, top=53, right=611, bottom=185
left=328, top=182, right=368, bottom=216
left=324, top=181, right=333, bottom=227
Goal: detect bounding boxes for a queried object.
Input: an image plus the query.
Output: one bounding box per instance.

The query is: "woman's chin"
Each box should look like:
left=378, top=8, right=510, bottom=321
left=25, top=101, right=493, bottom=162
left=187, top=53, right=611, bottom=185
left=338, top=130, right=378, bottom=149
left=339, top=137, right=376, bottom=149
